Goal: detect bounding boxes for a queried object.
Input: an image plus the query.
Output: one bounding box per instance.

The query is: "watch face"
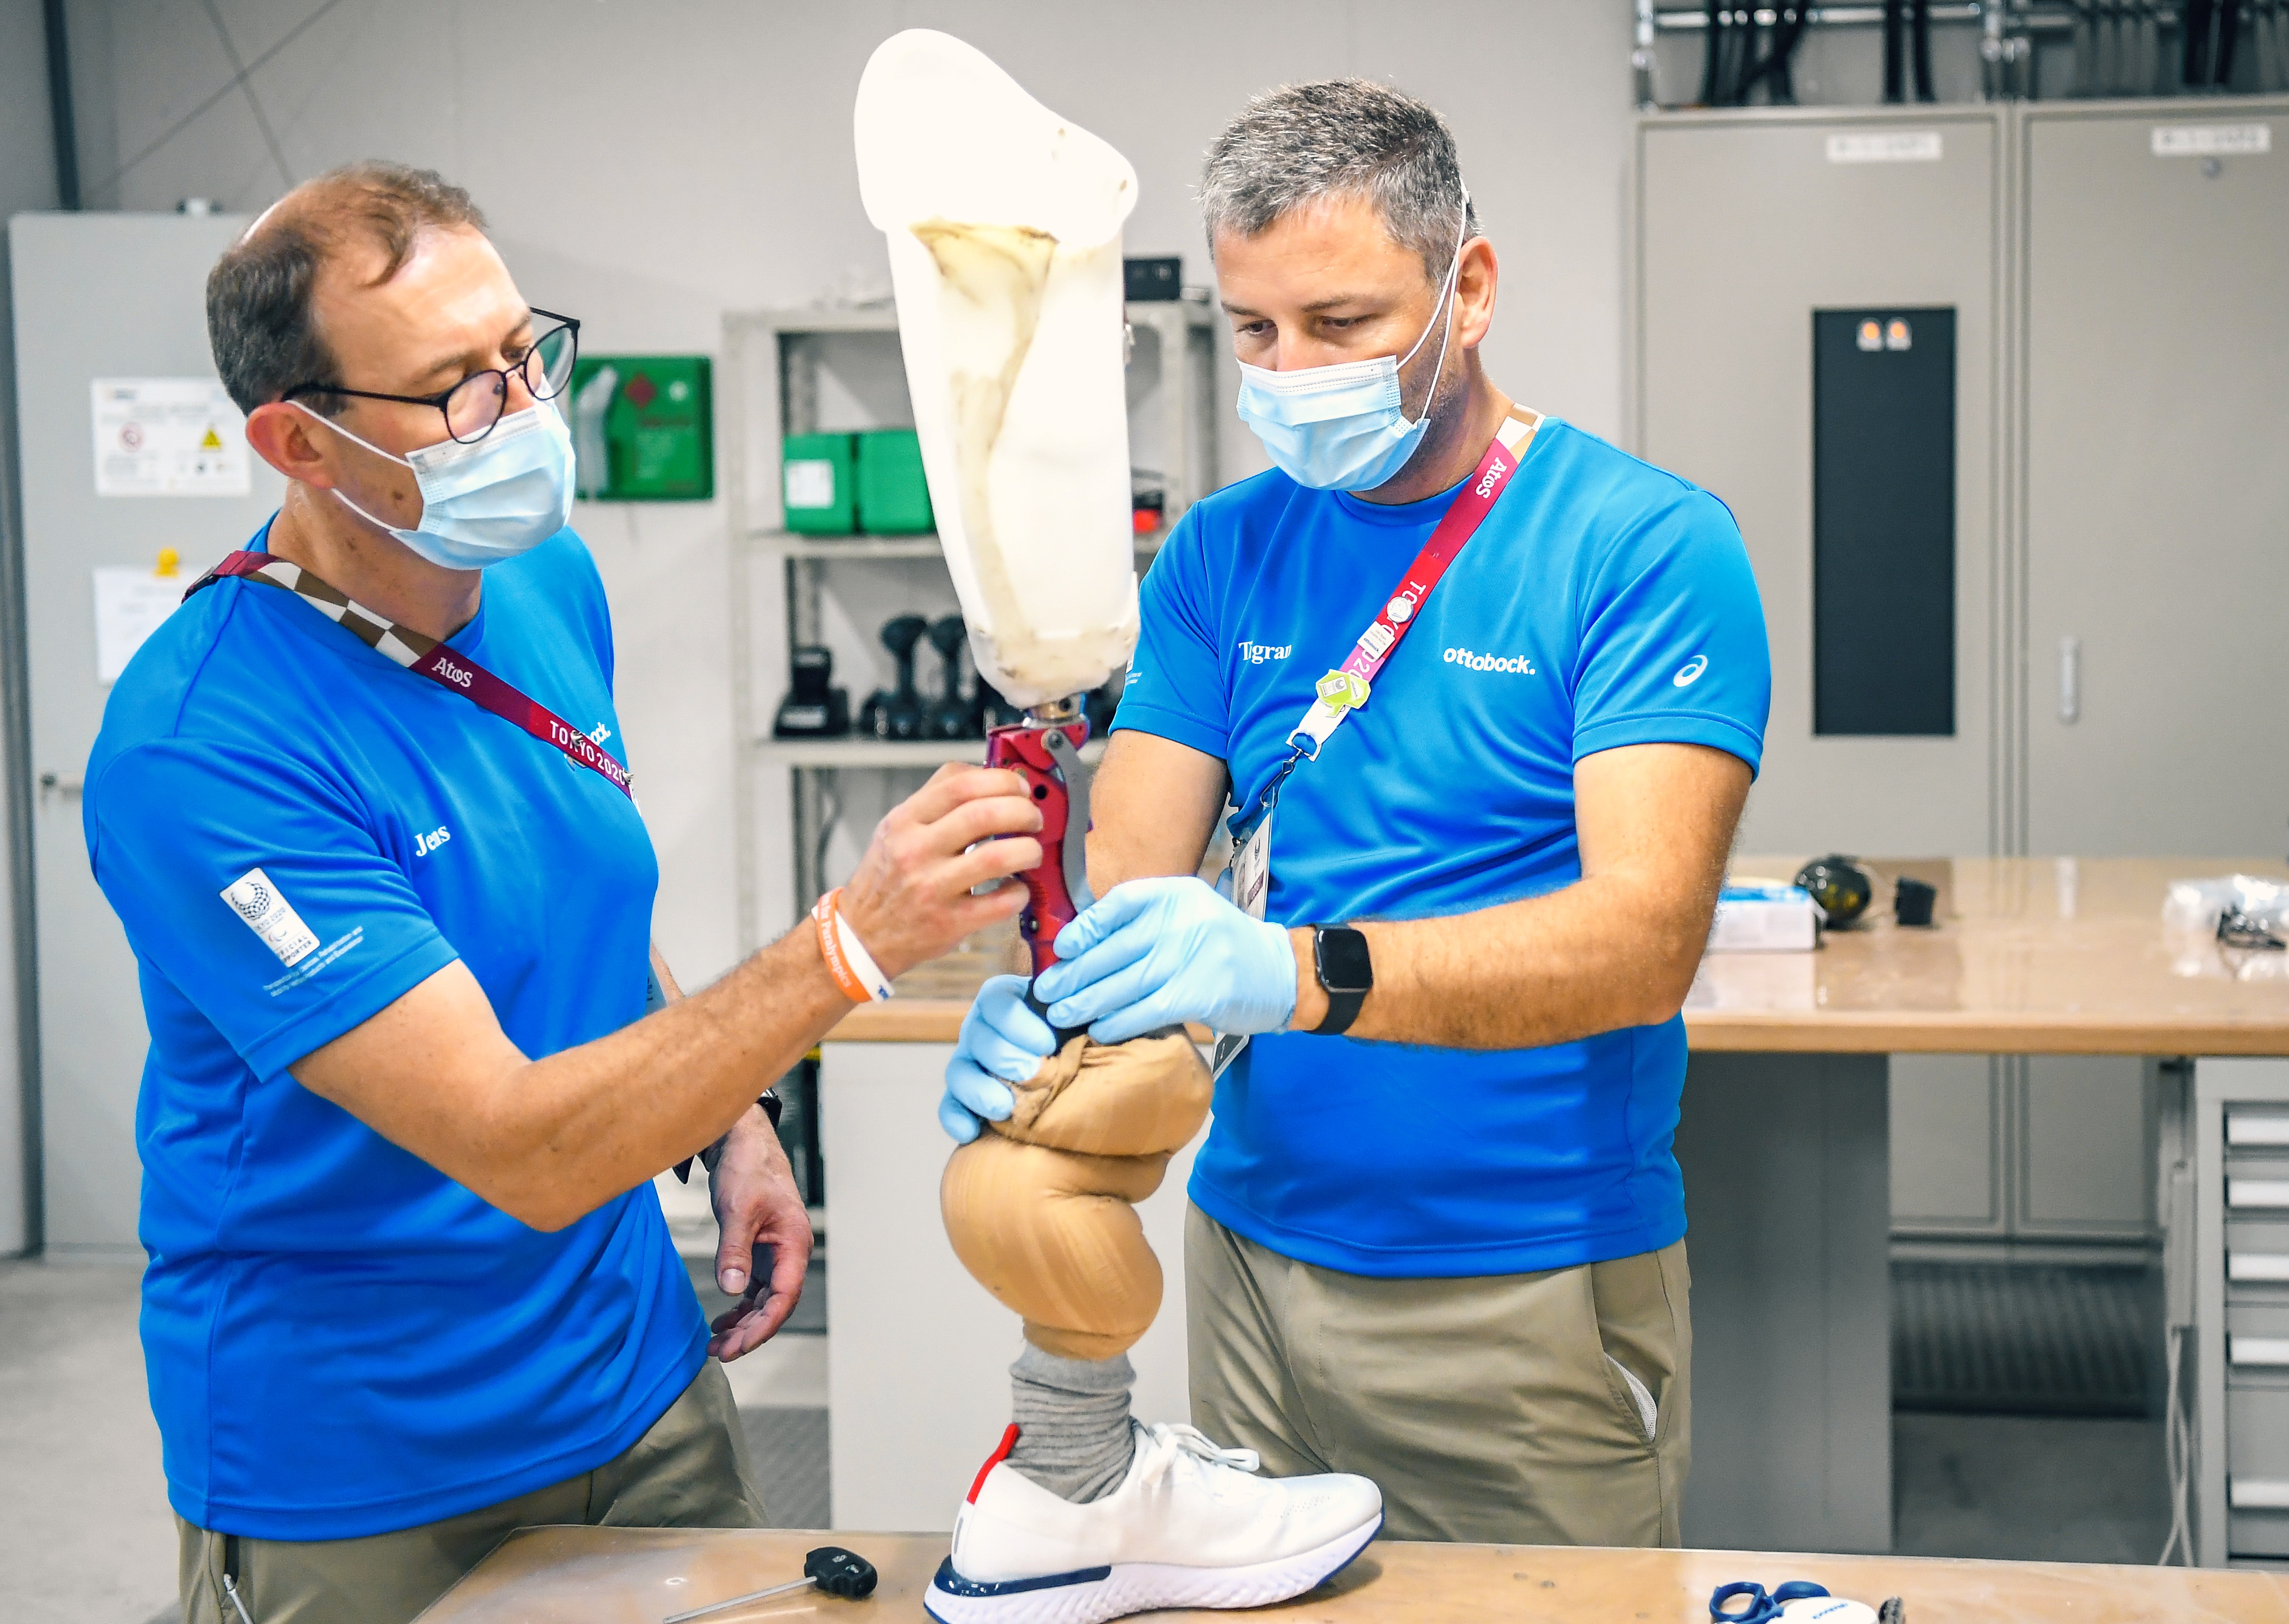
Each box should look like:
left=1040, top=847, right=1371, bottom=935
left=1316, top=927, right=1373, bottom=995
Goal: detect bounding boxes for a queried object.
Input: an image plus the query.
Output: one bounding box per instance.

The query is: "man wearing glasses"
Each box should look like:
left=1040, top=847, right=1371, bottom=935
left=83, top=162, right=1045, bottom=1623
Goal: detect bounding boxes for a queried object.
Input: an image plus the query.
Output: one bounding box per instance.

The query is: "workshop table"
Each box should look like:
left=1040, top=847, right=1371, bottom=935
left=418, top=1527, right=2287, bottom=1622
left=815, top=858, right=2289, bottom=1553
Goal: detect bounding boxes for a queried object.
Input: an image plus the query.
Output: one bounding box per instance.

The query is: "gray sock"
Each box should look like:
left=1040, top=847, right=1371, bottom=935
left=1004, top=1343, right=1138, bottom=1503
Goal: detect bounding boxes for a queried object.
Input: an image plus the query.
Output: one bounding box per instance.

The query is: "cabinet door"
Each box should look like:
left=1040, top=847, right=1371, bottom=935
left=1636, top=111, right=2003, bottom=856
left=1891, top=1054, right=2153, bottom=1240
left=2019, top=1056, right=2153, bottom=1240
left=2022, top=104, right=2289, bottom=855
left=1892, top=1054, right=2004, bottom=1232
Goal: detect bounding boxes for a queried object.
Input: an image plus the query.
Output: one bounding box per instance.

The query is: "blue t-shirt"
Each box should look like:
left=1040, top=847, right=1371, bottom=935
left=83, top=524, right=704, bottom=1540
left=1116, top=419, right=1770, bottom=1278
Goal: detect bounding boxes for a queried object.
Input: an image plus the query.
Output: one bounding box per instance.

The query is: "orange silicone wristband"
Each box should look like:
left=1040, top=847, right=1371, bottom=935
left=813, top=888, right=874, bottom=1003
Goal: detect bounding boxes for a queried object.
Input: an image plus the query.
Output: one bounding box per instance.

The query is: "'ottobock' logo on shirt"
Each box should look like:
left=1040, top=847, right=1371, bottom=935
left=221, top=867, right=320, bottom=967
left=1674, top=655, right=1709, bottom=687
left=1445, top=646, right=1537, bottom=676
left=1239, top=641, right=1292, bottom=665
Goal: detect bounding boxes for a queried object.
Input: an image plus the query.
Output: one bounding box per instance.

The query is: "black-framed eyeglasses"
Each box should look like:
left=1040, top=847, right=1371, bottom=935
left=282, top=308, right=580, bottom=446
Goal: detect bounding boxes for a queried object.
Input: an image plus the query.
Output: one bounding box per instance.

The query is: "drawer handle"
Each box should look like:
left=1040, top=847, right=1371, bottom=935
left=2229, top=1254, right=2289, bottom=1282
left=2232, top=1478, right=2289, bottom=1510
left=2229, top=1180, right=2289, bottom=1209
left=2231, top=1118, right=2289, bottom=1147
left=2232, top=1336, right=2289, bottom=1365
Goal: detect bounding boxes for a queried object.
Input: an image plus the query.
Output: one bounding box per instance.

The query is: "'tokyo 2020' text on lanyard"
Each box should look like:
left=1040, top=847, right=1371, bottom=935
left=186, top=550, right=635, bottom=799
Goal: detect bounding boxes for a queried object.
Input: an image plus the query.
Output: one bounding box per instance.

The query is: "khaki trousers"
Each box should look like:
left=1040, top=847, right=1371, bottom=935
left=1186, top=1203, right=1691, bottom=1546
left=177, top=1361, right=765, bottom=1624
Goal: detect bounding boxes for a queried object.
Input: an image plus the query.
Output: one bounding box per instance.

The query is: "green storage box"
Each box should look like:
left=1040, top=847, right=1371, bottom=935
left=855, top=428, right=935, bottom=534
left=782, top=433, right=856, bottom=534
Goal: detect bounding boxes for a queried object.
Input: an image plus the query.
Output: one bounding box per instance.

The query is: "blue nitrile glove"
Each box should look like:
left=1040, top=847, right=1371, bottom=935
left=940, top=974, right=1056, bottom=1143
left=1035, top=876, right=1298, bottom=1046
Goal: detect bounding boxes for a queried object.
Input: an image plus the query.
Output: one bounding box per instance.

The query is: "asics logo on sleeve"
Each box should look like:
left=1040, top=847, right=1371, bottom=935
left=1239, top=641, right=1292, bottom=665
left=1445, top=646, right=1537, bottom=675
left=1673, top=655, right=1709, bottom=687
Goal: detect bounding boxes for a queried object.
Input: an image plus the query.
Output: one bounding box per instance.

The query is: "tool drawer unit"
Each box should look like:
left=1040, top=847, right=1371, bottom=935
left=2193, top=1059, right=2289, bottom=1564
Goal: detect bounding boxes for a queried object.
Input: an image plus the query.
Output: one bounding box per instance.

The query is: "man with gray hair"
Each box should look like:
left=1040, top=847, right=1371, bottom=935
left=943, top=76, right=1770, bottom=1574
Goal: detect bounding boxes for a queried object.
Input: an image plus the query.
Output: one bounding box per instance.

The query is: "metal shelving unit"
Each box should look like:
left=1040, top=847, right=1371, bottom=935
left=723, top=297, right=1218, bottom=951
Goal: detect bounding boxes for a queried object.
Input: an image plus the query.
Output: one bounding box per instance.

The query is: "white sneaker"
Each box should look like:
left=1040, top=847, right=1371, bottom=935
left=925, top=1420, right=1384, bottom=1624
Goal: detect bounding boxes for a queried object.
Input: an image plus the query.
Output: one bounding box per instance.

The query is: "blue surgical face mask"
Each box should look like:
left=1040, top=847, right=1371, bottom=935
left=1234, top=190, right=1471, bottom=493
left=294, top=400, right=575, bottom=570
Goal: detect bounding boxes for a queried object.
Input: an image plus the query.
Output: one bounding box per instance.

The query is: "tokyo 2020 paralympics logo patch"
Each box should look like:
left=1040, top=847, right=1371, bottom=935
left=220, top=867, right=320, bottom=968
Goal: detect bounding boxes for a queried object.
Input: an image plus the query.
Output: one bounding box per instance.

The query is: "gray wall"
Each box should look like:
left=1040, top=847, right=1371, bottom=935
left=41, top=0, right=1642, bottom=981
left=1, top=0, right=63, bottom=1255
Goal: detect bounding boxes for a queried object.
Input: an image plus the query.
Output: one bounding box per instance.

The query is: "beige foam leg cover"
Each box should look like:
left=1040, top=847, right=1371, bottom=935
left=941, top=1031, right=1212, bottom=1361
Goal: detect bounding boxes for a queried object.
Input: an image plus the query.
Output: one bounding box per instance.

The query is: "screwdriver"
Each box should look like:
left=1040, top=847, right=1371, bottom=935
left=663, top=1545, right=879, bottom=1622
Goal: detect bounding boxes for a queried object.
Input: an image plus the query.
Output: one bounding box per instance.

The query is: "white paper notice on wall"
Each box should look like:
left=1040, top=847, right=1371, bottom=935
left=92, top=567, right=185, bottom=684
left=1826, top=130, right=1943, bottom=164
left=2152, top=123, right=2272, bottom=157
left=90, top=378, right=250, bottom=497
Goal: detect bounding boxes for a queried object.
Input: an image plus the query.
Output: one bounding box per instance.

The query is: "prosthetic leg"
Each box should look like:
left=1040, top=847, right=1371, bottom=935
left=857, top=28, right=1206, bottom=1362
left=855, top=33, right=1378, bottom=1623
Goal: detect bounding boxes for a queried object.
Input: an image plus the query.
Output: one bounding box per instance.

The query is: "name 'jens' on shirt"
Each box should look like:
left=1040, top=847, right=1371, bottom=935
left=413, top=825, right=452, bottom=858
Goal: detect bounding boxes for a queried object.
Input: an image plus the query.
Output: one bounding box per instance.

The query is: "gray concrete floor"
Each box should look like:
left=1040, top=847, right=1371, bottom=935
left=1893, top=1411, right=2172, bottom=1564
left=0, top=1255, right=832, bottom=1624
left=0, top=1260, right=179, bottom=1624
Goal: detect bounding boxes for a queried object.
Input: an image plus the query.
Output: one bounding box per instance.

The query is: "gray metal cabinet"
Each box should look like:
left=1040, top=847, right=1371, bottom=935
left=2018, top=101, right=2289, bottom=859
left=1637, top=104, right=2288, bottom=1252
left=2187, top=1061, right=2289, bottom=1566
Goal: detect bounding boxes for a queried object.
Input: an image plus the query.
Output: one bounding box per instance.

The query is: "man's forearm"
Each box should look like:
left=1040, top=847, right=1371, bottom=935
left=1283, top=870, right=1716, bottom=1051
left=489, top=929, right=846, bottom=1228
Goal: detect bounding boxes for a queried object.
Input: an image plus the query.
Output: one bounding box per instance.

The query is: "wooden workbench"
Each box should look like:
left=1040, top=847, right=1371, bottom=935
left=419, top=1527, right=2288, bottom=1622
left=809, top=859, right=2289, bottom=1554
left=828, top=858, right=2289, bottom=1056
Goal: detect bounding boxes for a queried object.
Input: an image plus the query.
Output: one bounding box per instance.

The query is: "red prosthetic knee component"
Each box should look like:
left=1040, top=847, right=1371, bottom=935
left=984, top=716, right=1094, bottom=977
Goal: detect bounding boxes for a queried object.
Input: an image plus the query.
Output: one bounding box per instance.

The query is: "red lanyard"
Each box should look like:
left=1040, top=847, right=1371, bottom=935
left=187, top=550, right=635, bottom=800
left=1266, top=411, right=1543, bottom=782
left=1297, top=410, right=1542, bottom=748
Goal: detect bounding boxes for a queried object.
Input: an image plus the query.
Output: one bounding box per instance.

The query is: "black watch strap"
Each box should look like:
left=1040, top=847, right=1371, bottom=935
left=678, top=1091, right=784, bottom=1183
left=1309, top=924, right=1373, bottom=1037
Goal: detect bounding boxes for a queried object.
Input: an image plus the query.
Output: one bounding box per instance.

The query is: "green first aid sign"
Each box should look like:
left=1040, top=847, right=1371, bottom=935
left=569, top=355, right=713, bottom=502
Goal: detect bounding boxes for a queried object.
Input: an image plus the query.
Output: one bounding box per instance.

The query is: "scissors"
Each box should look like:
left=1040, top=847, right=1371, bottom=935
left=1712, top=1581, right=1832, bottom=1624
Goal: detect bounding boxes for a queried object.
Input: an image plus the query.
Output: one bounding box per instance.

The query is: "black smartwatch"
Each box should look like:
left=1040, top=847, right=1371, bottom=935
left=1309, top=925, right=1373, bottom=1036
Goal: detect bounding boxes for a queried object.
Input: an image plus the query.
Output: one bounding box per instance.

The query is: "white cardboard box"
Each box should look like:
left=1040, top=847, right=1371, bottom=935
left=1707, top=883, right=1820, bottom=952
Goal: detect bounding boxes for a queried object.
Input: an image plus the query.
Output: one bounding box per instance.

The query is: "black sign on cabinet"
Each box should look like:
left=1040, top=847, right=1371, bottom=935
left=1812, top=307, right=1956, bottom=737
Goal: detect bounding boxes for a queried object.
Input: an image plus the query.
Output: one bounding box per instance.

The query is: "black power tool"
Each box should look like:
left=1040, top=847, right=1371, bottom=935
left=858, top=615, right=931, bottom=741
left=925, top=616, right=976, bottom=740
left=772, top=645, right=850, bottom=738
